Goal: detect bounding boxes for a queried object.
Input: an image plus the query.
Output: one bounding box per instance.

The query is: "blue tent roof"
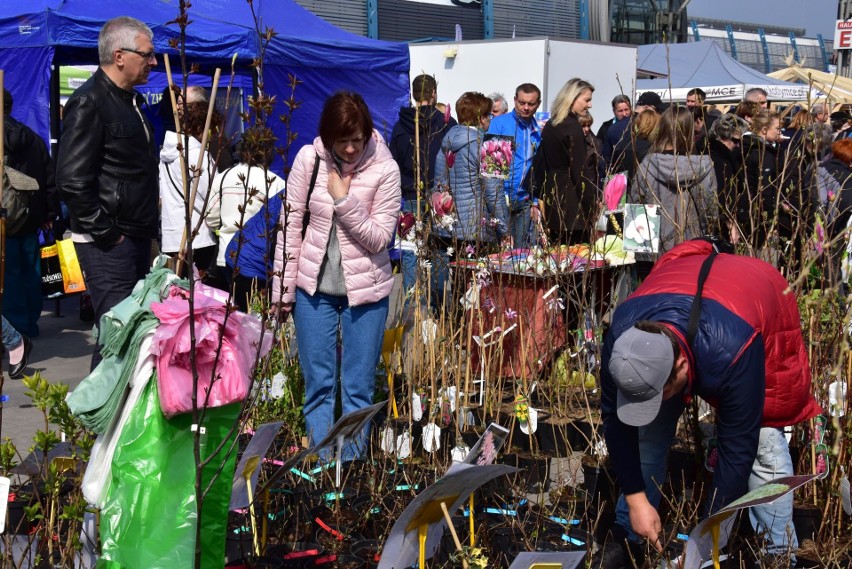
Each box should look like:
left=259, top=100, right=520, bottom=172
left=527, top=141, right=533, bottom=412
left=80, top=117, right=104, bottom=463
left=0, top=0, right=409, bottom=168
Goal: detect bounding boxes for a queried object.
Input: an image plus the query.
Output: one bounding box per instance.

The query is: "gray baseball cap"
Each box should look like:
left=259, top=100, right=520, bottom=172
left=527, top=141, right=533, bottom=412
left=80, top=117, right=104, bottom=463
left=609, top=327, right=674, bottom=426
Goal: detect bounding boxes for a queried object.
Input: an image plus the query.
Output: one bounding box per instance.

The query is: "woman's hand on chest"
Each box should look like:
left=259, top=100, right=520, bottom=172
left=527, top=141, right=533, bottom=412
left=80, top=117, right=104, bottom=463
left=328, top=168, right=353, bottom=201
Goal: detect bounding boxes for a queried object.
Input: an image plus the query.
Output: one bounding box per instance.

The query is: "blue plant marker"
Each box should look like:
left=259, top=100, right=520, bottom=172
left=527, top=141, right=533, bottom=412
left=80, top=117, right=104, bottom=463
left=289, top=468, right=316, bottom=483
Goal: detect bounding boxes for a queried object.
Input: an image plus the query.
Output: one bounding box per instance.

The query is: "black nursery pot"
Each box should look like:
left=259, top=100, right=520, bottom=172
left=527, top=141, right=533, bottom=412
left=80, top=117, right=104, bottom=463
left=792, top=505, right=822, bottom=543
left=266, top=542, right=324, bottom=569
left=537, top=420, right=594, bottom=455
left=351, top=539, right=382, bottom=565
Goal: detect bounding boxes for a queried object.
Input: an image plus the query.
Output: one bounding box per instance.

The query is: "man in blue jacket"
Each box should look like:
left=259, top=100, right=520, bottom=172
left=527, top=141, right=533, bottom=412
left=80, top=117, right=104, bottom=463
left=487, top=83, right=542, bottom=248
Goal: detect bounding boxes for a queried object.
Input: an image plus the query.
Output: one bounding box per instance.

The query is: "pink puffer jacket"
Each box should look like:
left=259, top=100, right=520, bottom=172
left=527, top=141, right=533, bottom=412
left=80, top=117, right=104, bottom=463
left=272, top=131, right=401, bottom=306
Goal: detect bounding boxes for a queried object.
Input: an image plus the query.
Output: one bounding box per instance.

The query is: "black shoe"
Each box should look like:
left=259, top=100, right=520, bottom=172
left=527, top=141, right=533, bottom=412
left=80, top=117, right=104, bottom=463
left=9, top=336, right=32, bottom=380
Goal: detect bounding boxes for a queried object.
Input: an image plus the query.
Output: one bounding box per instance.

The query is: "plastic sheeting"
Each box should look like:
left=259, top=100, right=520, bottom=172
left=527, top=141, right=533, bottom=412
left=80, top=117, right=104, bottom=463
left=98, top=379, right=239, bottom=569
left=151, top=282, right=273, bottom=418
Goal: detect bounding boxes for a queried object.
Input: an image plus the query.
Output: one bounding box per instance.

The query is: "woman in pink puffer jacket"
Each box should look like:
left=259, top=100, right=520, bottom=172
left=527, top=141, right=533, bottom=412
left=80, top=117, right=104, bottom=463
left=272, top=91, right=401, bottom=460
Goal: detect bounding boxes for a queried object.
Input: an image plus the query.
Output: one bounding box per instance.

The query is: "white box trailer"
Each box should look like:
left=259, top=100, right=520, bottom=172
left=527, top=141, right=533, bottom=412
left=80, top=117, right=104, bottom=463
left=408, top=37, right=637, bottom=128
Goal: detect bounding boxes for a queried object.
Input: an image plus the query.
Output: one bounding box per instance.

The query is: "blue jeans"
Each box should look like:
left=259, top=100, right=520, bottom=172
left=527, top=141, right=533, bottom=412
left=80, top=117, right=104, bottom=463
left=1, top=315, right=23, bottom=350
left=4, top=234, right=41, bottom=337
left=293, top=288, right=388, bottom=461
left=76, top=236, right=152, bottom=370
left=400, top=199, right=425, bottom=303
left=749, top=427, right=797, bottom=556
left=614, top=404, right=798, bottom=557
left=509, top=200, right=532, bottom=249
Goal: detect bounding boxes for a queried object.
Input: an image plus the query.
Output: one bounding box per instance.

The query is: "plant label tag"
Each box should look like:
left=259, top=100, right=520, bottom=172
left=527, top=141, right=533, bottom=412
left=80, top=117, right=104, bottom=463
left=269, top=372, right=287, bottom=399
left=829, top=380, right=846, bottom=417
left=520, top=407, right=538, bottom=435
left=423, top=423, right=441, bottom=452
left=451, top=444, right=470, bottom=463
left=421, top=319, right=438, bottom=345
left=841, top=475, right=851, bottom=515
left=446, top=386, right=457, bottom=412
left=396, top=432, right=412, bottom=459
left=0, top=476, right=9, bottom=534
left=380, top=426, right=395, bottom=454
left=412, top=393, right=423, bottom=421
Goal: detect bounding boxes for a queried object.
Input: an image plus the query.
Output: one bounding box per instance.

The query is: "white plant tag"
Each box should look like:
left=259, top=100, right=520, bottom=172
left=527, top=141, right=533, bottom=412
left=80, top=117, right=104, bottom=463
left=520, top=407, right=538, bottom=434
left=446, top=386, right=457, bottom=412
left=829, top=380, right=847, bottom=417
left=380, top=426, right=395, bottom=454
left=451, top=444, right=470, bottom=463
left=0, top=477, right=9, bottom=534
left=423, top=423, right=441, bottom=452
left=396, top=432, right=412, bottom=459
left=269, top=372, right=287, bottom=399
left=412, top=393, right=423, bottom=421
left=841, top=475, right=851, bottom=515
left=421, top=319, right=438, bottom=345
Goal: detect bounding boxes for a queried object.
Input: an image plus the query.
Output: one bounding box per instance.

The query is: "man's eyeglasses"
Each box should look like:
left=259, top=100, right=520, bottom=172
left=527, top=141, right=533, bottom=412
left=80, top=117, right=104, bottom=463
left=121, top=48, right=156, bottom=61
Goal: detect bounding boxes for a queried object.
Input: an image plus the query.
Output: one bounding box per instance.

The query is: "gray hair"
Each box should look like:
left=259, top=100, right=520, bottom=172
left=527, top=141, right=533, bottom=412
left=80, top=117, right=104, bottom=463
left=611, top=94, right=631, bottom=109
left=98, top=16, right=153, bottom=66
left=744, top=87, right=768, bottom=102
left=708, top=113, right=747, bottom=141
left=810, top=103, right=827, bottom=117
left=488, top=92, right=509, bottom=114
left=803, top=122, right=833, bottom=152
left=185, top=86, right=209, bottom=104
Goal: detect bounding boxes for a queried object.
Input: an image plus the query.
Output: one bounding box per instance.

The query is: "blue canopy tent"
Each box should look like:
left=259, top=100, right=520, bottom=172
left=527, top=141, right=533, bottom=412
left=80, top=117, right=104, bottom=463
left=0, top=0, right=410, bottom=170
left=636, top=41, right=808, bottom=103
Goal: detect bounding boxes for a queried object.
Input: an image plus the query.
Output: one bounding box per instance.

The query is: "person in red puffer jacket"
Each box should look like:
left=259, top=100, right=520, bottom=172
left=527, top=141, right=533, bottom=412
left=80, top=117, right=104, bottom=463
left=595, top=239, right=821, bottom=568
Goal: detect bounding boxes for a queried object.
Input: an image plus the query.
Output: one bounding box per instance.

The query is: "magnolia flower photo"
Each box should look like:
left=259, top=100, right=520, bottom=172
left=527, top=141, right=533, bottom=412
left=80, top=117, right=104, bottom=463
left=479, top=134, right=514, bottom=179
left=624, top=216, right=654, bottom=244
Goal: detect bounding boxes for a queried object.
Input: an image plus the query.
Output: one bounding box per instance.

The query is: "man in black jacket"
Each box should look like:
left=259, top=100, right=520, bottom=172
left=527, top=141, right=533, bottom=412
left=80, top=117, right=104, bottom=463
left=389, top=74, right=456, bottom=296
left=57, top=16, right=159, bottom=369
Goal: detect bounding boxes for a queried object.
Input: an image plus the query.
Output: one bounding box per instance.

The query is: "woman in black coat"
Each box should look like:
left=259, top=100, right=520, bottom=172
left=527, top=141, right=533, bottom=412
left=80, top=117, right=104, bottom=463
left=532, top=78, right=597, bottom=245
left=707, top=114, right=746, bottom=229
left=736, top=110, right=782, bottom=249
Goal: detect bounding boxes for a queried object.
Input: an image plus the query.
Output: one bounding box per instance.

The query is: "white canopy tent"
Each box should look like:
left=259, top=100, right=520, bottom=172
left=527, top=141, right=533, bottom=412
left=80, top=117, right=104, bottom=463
left=636, top=41, right=809, bottom=102
left=768, top=65, right=852, bottom=106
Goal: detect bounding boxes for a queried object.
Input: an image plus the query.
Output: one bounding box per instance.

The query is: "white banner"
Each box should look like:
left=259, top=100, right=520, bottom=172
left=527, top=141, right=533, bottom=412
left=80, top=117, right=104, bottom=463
left=637, top=82, right=811, bottom=103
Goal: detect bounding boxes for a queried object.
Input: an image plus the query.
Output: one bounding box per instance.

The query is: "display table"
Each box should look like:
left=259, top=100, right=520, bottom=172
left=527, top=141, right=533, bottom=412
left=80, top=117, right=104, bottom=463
left=456, top=253, right=628, bottom=380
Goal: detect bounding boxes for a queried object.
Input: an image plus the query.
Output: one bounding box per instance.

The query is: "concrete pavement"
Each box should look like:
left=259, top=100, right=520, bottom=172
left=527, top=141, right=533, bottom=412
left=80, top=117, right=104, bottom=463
left=2, top=296, right=95, bottom=457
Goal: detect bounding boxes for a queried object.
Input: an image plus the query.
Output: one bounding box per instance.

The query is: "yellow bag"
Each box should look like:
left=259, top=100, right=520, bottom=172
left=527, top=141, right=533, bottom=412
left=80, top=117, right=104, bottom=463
left=56, top=239, right=86, bottom=294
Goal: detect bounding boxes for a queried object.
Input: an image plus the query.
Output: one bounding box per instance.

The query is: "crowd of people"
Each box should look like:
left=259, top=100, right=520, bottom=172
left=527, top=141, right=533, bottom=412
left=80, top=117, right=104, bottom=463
left=1, top=14, right=845, bottom=567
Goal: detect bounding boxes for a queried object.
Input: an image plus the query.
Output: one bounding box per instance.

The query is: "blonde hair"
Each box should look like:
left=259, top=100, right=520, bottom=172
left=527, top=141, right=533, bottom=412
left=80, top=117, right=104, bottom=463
left=751, top=110, right=780, bottom=139
left=550, top=78, right=594, bottom=126
left=634, top=109, right=660, bottom=140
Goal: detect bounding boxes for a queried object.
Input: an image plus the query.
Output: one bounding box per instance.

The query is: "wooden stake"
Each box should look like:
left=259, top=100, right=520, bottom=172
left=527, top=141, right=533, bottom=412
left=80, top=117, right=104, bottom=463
left=440, top=501, right=469, bottom=569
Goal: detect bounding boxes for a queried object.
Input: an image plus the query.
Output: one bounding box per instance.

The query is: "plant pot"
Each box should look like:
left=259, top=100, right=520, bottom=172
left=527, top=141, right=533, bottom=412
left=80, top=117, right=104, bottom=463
left=537, top=420, right=594, bottom=455
left=666, top=448, right=698, bottom=496
left=792, top=505, right=822, bottom=543
left=501, top=452, right=550, bottom=492
left=313, top=554, right=364, bottom=568
left=351, top=539, right=381, bottom=565
left=267, top=542, right=324, bottom=568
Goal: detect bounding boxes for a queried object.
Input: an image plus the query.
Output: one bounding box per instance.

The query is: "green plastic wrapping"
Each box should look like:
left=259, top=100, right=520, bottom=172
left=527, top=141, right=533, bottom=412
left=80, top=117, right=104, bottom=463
left=97, top=377, right=240, bottom=569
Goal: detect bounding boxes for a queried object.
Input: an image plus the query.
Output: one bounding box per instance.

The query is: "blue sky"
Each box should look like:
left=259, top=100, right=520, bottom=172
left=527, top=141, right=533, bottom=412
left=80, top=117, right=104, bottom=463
left=687, top=0, right=837, bottom=39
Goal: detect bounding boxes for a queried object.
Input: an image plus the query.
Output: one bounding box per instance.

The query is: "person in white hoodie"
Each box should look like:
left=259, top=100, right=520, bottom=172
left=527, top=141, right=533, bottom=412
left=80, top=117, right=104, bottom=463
left=158, top=99, right=218, bottom=274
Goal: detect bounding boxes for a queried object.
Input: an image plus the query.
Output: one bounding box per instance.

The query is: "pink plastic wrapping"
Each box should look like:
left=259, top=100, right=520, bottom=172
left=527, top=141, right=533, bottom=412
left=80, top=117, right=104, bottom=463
left=151, top=282, right=273, bottom=417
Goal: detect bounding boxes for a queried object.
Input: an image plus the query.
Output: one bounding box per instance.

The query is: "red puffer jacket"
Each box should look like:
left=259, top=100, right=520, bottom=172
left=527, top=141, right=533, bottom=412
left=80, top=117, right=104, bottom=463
left=646, top=240, right=821, bottom=427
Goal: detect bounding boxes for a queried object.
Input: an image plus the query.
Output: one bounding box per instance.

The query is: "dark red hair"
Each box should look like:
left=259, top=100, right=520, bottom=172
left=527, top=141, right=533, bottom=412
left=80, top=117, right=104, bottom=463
left=318, top=91, right=374, bottom=149
left=833, top=138, right=852, bottom=165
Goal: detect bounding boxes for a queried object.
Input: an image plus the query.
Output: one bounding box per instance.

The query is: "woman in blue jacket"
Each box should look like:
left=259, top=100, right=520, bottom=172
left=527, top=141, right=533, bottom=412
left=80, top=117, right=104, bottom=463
left=429, top=92, right=510, bottom=305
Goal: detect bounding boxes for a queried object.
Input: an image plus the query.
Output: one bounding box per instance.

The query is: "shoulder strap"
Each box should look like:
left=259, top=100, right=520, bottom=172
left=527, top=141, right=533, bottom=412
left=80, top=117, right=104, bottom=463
left=164, top=165, right=186, bottom=201
left=686, top=248, right=719, bottom=347
left=301, top=154, right=320, bottom=239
